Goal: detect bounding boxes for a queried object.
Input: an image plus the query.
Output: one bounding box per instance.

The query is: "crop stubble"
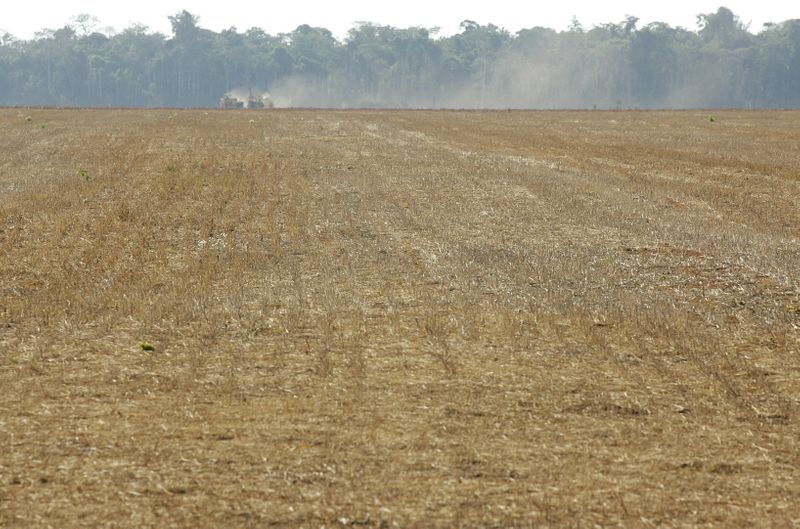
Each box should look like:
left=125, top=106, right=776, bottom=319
left=0, top=109, right=799, bottom=527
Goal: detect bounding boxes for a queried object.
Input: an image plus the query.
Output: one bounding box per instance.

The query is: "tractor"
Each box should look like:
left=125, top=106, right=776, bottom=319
left=247, top=89, right=274, bottom=109
left=219, top=95, right=244, bottom=109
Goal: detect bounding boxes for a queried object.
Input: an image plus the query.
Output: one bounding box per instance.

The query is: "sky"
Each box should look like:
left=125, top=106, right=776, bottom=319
left=2, top=1, right=797, bottom=40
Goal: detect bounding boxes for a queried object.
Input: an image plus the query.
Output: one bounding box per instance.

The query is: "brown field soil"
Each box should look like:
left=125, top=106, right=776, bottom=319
left=1, top=108, right=799, bottom=528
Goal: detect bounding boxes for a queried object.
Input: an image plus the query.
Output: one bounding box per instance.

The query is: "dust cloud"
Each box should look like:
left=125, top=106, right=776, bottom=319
left=265, top=47, right=755, bottom=110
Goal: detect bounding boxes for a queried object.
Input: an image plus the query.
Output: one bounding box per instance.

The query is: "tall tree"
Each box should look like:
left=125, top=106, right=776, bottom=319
left=1, top=8, right=799, bottom=109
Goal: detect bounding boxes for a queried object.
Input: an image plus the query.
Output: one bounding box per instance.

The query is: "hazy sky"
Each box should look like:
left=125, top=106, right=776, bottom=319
left=2, top=1, right=797, bottom=39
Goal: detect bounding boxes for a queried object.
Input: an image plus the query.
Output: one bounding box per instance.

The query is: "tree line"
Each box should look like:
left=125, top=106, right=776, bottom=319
left=1, top=7, right=799, bottom=109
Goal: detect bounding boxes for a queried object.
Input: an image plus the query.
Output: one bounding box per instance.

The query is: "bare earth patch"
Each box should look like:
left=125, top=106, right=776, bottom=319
left=1, top=108, right=799, bottom=528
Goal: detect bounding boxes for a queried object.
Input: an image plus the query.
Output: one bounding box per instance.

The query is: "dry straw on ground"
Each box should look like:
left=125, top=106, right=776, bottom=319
left=1, top=108, right=799, bottom=527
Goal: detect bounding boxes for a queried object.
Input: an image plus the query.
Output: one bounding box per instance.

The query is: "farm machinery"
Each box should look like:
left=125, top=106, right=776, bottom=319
left=219, top=89, right=274, bottom=109
left=219, top=95, right=244, bottom=109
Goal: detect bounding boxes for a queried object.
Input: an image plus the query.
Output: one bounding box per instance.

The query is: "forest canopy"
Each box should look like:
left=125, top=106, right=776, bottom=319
left=1, top=7, right=799, bottom=108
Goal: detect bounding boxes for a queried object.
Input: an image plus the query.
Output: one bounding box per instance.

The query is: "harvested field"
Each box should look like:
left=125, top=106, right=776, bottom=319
left=1, top=108, right=799, bottom=528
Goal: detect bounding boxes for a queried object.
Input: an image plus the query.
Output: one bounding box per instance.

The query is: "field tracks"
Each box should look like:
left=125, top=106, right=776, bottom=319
left=0, top=108, right=798, bottom=528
